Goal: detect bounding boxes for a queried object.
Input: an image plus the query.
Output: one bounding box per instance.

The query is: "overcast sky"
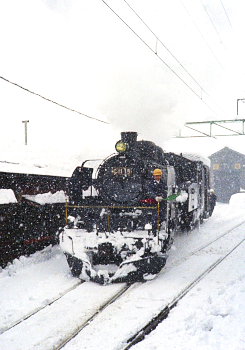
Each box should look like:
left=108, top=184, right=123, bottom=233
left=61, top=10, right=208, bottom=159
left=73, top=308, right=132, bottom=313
left=0, top=0, right=245, bottom=163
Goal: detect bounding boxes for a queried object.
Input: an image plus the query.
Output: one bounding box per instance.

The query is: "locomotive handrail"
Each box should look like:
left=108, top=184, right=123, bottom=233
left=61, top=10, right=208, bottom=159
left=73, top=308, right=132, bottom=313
left=65, top=192, right=179, bottom=226
left=65, top=201, right=160, bottom=230
left=66, top=204, right=157, bottom=209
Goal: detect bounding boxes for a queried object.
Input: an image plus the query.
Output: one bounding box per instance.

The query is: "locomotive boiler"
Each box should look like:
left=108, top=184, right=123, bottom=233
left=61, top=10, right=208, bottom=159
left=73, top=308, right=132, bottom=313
left=60, top=132, right=213, bottom=284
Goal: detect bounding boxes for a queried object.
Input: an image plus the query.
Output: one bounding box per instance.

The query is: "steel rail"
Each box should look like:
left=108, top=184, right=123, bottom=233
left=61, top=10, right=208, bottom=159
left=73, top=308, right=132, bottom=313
left=56, top=284, right=133, bottom=350
left=0, top=280, right=82, bottom=335
left=123, top=238, right=245, bottom=349
left=169, top=219, right=245, bottom=268
left=3, top=221, right=245, bottom=346
left=55, top=220, right=245, bottom=350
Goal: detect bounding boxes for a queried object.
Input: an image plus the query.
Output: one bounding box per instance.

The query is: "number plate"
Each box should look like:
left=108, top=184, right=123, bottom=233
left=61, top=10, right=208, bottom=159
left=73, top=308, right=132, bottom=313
left=111, top=167, right=133, bottom=176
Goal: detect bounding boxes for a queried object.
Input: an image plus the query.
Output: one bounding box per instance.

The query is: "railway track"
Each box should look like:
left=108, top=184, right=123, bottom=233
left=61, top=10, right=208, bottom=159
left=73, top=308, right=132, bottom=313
left=56, top=283, right=133, bottom=350
left=0, top=279, right=134, bottom=350
left=167, top=219, right=245, bottom=268
left=59, top=222, right=245, bottom=350
left=124, top=237, right=245, bottom=349
left=0, top=280, right=82, bottom=334
left=0, top=220, right=244, bottom=349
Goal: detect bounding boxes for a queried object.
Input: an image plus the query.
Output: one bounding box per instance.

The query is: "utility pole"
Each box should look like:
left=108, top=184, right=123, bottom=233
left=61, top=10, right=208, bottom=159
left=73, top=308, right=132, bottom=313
left=22, top=120, right=29, bottom=145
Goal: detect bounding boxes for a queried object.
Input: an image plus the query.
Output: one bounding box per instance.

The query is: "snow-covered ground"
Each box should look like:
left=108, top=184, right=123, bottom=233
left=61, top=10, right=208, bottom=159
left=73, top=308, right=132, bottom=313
left=0, top=195, right=244, bottom=349
left=134, top=242, right=245, bottom=350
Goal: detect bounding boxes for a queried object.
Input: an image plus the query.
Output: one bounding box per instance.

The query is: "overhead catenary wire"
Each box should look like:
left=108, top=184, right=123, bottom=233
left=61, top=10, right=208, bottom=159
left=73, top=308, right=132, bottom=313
left=101, top=0, right=220, bottom=117
left=179, top=0, right=224, bottom=70
left=200, top=0, right=224, bottom=45
left=124, top=0, right=230, bottom=118
left=100, top=0, right=201, bottom=98
left=123, top=0, right=208, bottom=96
left=219, top=0, right=232, bottom=28
left=0, top=75, right=109, bottom=124
left=178, top=0, right=230, bottom=116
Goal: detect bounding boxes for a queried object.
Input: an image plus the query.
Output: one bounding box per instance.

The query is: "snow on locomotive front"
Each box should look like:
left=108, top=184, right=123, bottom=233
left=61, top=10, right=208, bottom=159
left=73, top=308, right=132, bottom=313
left=59, top=132, right=176, bottom=284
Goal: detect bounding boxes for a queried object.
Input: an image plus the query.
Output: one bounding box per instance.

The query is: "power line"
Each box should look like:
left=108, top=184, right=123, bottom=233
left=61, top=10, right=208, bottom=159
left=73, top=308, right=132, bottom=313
left=101, top=0, right=201, bottom=99
left=124, top=0, right=228, bottom=118
left=0, top=75, right=109, bottom=124
left=123, top=0, right=208, bottom=95
left=123, top=0, right=229, bottom=117
left=179, top=0, right=224, bottom=70
left=179, top=0, right=235, bottom=117
left=101, top=0, right=220, bottom=117
left=200, top=0, right=224, bottom=45
left=219, top=0, right=232, bottom=28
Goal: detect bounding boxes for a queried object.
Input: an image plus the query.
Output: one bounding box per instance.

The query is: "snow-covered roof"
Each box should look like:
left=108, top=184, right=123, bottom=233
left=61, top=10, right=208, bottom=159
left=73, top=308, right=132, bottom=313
left=23, top=191, right=67, bottom=204
left=209, top=146, right=245, bottom=160
left=181, top=152, right=210, bottom=167
left=0, top=189, right=17, bottom=204
left=0, top=160, right=72, bottom=177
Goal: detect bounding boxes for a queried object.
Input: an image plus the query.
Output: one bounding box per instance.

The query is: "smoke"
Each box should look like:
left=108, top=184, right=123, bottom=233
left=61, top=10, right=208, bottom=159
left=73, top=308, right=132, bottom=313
left=0, top=0, right=244, bottom=165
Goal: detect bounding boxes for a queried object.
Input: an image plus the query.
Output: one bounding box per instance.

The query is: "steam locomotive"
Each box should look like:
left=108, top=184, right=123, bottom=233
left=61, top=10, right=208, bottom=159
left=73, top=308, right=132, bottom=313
left=60, top=132, right=213, bottom=284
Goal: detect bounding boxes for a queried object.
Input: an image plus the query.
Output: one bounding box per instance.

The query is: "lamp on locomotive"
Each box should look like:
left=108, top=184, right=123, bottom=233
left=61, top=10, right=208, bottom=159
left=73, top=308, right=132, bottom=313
left=115, top=140, right=128, bottom=153
left=115, top=132, right=138, bottom=153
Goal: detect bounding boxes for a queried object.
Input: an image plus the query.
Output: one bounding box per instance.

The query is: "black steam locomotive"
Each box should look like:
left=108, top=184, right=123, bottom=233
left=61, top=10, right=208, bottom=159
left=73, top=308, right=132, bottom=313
left=60, top=132, right=213, bottom=284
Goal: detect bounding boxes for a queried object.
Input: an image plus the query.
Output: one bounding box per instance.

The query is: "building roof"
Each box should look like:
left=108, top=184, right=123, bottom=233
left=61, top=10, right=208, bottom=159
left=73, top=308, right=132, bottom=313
left=209, top=147, right=245, bottom=161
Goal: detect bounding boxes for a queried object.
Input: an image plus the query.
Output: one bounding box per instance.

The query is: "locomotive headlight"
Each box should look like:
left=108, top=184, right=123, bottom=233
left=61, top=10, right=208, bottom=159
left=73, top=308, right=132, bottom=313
left=115, top=141, right=128, bottom=153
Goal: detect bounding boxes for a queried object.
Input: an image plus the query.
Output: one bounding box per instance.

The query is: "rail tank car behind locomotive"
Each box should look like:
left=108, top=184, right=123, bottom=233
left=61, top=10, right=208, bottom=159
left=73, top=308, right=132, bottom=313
left=59, top=132, right=212, bottom=284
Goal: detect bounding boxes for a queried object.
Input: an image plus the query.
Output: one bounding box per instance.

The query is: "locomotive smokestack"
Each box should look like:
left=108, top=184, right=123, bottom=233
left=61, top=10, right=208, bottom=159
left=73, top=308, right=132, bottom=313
left=121, top=132, right=138, bottom=146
